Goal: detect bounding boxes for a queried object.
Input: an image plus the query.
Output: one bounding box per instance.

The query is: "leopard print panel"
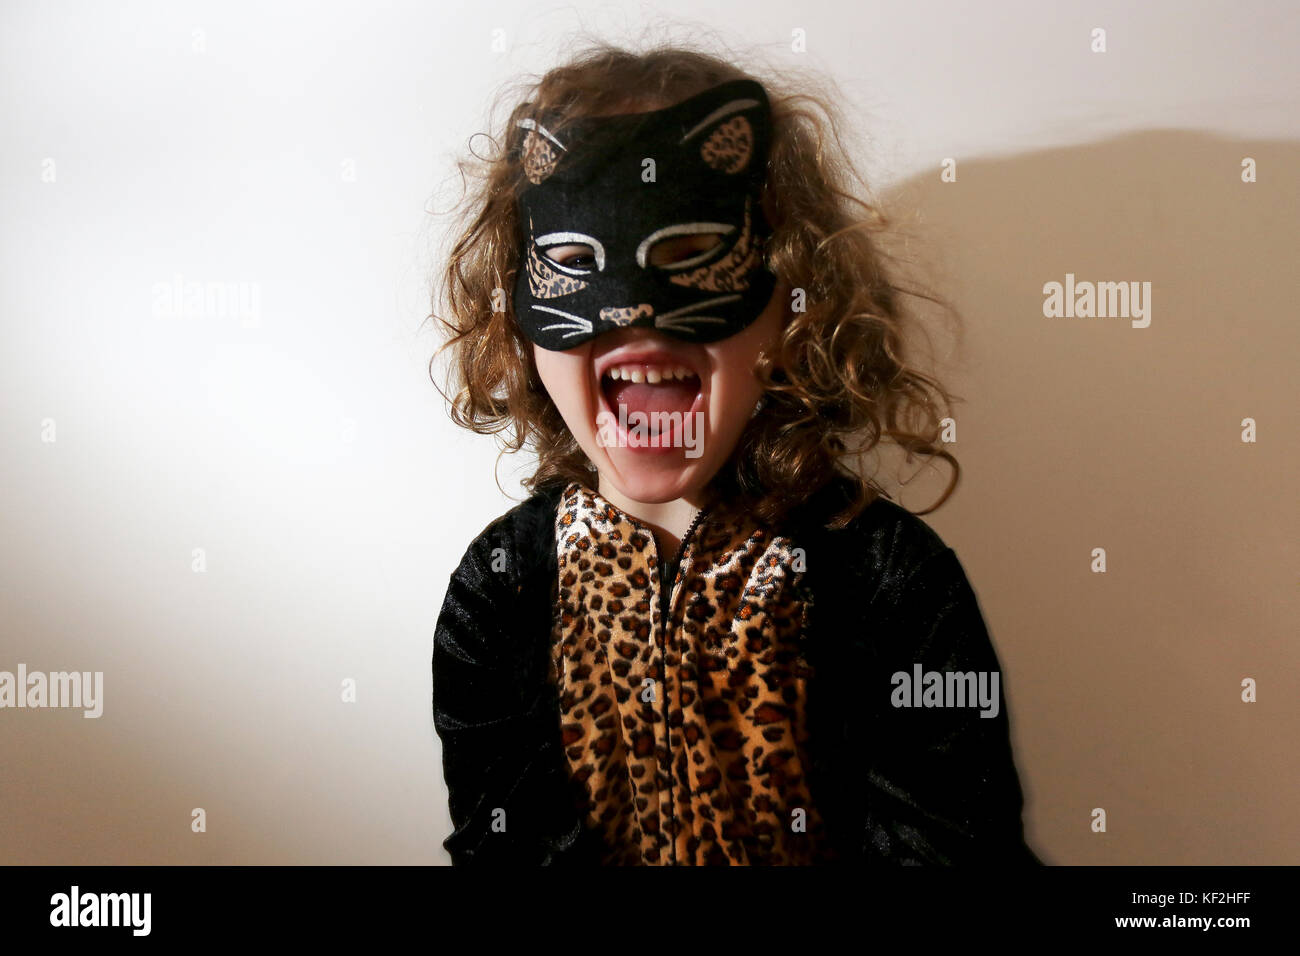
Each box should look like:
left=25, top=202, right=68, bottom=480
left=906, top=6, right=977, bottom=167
left=699, top=115, right=754, bottom=174
left=549, top=482, right=837, bottom=865
left=666, top=195, right=763, bottom=294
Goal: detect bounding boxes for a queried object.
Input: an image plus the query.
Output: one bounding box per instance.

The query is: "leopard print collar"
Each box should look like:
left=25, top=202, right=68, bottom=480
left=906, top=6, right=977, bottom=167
left=548, top=481, right=837, bottom=865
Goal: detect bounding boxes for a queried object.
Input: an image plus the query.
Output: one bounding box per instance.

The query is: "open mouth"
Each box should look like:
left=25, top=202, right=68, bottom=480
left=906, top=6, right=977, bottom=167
left=598, top=358, right=704, bottom=448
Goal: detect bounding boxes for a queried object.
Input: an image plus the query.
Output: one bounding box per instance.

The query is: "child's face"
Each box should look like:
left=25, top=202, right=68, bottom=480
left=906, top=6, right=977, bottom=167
left=533, top=280, right=788, bottom=506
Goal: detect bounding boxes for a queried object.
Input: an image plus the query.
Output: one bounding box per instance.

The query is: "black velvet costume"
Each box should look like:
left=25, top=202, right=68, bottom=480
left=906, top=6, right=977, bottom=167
left=432, top=477, right=1040, bottom=865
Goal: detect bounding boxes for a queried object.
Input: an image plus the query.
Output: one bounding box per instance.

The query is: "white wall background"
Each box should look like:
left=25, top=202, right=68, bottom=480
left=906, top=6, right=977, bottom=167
left=1, top=0, right=1296, bottom=864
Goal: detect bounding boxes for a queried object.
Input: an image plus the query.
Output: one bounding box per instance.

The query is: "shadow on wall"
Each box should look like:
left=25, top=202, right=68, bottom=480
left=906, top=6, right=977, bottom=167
left=871, top=129, right=1300, bottom=864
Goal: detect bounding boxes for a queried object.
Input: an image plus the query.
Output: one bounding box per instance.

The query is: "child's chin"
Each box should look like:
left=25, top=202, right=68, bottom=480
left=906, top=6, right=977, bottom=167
left=600, top=449, right=710, bottom=504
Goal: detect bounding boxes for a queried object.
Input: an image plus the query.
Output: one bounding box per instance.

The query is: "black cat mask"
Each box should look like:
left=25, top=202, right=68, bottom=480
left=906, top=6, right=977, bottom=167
left=510, top=78, right=777, bottom=351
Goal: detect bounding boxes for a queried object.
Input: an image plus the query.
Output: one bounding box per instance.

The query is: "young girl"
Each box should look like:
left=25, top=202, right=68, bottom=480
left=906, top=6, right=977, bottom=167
left=430, top=43, right=1039, bottom=866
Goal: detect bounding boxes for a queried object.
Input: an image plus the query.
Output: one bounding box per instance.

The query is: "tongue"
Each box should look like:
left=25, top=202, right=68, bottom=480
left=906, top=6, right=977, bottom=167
left=605, top=380, right=699, bottom=421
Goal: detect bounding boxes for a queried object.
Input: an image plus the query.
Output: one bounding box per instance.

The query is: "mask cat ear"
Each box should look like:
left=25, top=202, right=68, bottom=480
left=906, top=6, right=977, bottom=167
left=513, top=115, right=568, bottom=185
left=677, top=80, right=771, bottom=176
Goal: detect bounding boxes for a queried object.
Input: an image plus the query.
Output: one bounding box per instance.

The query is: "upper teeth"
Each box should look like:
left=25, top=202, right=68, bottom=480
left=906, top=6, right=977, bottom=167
left=604, top=364, right=696, bottom=384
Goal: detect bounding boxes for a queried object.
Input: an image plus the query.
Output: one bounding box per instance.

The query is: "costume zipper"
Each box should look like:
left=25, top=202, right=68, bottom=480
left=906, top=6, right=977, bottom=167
left=656, top=506, right=709, bottom=867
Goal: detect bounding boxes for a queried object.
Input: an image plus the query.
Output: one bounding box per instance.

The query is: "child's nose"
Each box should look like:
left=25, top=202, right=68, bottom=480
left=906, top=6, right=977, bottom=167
left=596, top=326, right=675, bottom=350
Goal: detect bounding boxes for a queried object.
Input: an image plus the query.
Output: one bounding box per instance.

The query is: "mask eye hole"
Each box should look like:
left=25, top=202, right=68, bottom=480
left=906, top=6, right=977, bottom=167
left=638, top=224, right=736, bottom=272
left=648, top=233, right=725, bottom=269
left=535, top=233, right=604, bottom=274
left=543, top=244, right=596, bottom=271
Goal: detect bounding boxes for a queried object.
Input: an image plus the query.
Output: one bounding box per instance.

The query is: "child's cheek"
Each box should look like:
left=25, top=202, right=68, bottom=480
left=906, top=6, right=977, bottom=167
left=701, top=293, right=785, bottom=455
left=533, top=343, right=598, bottom=449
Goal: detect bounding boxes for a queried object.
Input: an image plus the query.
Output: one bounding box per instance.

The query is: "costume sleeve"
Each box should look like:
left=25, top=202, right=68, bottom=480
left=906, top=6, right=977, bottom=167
left=861, top=546, right=1040, bottom=865
left=431, top=519, right=597, bottom=866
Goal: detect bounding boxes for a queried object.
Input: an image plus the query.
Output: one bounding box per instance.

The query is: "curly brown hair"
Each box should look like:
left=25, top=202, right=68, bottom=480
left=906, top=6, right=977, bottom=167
left=429, top=38, right=963, bottom=528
